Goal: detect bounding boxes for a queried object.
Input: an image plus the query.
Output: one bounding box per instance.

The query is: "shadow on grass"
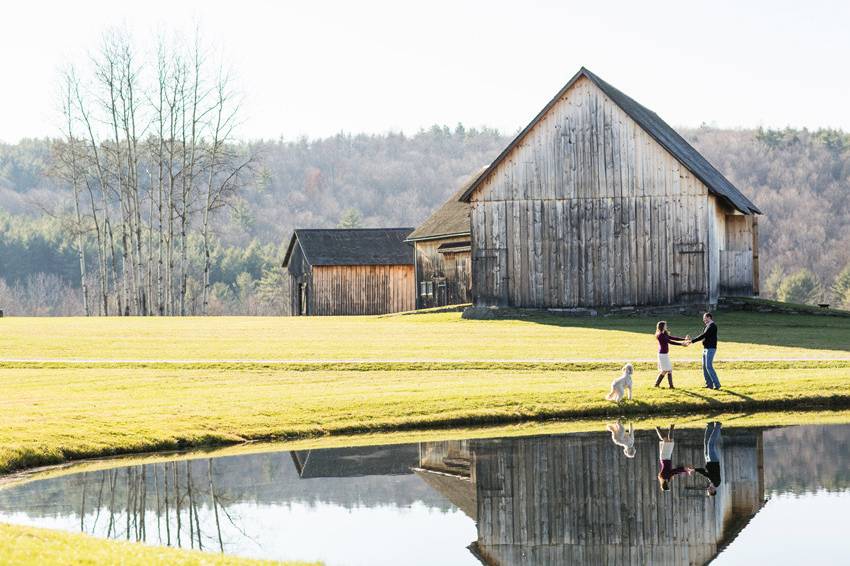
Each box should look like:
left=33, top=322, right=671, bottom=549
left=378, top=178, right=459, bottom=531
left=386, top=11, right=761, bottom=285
left=718, top=389, right=756, bottom=402
left=480, top=309, right=850, bottom=354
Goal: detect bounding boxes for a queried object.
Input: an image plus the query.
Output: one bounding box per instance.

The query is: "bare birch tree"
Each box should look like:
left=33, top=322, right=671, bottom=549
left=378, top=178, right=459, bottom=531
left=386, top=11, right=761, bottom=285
left=55, top=27, right=252, bottom=316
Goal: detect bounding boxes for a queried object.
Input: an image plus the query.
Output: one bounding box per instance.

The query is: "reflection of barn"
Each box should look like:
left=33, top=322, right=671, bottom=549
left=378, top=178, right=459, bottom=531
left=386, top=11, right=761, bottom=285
left=417, top=429, right=765, bottom=565
left=289, top=444, right=420, bottom=478
left=406, top=174, right=478, bottom=309
left=282, top=228, right=415, bottom=316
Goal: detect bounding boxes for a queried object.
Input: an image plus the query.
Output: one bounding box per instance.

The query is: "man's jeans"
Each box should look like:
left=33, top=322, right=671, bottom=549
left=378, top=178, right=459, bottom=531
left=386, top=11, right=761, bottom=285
left=703, top=348, right=720, bottom=388
left=705, top=422, right=722, bottom=462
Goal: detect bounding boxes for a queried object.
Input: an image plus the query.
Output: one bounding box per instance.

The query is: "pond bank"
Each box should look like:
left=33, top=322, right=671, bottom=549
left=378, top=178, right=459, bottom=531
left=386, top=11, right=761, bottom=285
left=4, top=364, right=850, bottom=476
left=4, top=411, right=850, bottom=566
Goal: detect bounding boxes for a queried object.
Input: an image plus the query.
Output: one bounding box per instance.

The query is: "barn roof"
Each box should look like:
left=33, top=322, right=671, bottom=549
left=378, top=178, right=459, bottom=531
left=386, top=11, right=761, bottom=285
left=460, top=67, right=761, bottom=215
left=282, top=228, right=414, bottom=267
left=406, top=170, right=483, bottom=242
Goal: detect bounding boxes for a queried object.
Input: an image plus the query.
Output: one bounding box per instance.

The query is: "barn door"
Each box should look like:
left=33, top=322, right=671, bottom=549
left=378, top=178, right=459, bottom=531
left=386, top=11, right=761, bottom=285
left=472, top=249, right=508, bottom=306
left=434, top=277, right=448, bottom=307
left=673, top=242, right=706, bottom=303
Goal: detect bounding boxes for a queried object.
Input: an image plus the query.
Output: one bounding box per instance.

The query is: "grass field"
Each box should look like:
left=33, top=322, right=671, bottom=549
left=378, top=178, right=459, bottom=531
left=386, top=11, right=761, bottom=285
left=2, top=311, right=850, bottom=564
left=2, top=311, right=850, bottom=361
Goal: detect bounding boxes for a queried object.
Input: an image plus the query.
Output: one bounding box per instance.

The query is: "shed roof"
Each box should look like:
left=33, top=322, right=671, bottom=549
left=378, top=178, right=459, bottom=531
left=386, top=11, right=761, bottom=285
left=290, top=444, right=419, bottom=478
left=282, top=228, right=414, bottom=268
left=406, top=171, right=482, bottom=242
left=460, top=67, right=760, bottom=215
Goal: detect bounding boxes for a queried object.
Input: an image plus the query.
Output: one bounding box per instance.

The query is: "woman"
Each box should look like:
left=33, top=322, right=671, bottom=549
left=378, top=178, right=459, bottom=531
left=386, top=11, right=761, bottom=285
left=654, top=321, right=687, bottom=389
left=656, top=424, right=694, bottom=491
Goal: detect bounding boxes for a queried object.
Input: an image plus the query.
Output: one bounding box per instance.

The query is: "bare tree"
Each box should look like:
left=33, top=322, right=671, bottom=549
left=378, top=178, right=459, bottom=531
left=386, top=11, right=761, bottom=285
left=55, top=27, right=251, bottom=316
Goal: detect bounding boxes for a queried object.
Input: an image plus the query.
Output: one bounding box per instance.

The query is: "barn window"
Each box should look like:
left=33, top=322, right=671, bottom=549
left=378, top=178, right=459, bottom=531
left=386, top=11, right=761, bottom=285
left=420, top=281, right=434, bottom=298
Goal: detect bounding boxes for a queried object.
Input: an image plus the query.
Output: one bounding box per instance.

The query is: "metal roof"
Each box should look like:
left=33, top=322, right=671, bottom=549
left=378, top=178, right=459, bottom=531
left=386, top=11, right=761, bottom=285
left=282, top=228, right=414, bottom=268
left=460, top=67, right=760, bottom=215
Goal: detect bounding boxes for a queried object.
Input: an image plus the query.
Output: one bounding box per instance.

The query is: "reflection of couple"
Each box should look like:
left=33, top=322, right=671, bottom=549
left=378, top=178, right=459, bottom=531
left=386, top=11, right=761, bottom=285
left=654, top=422, right=722, bottom=496
left=654, top=313, right=721, bottom=390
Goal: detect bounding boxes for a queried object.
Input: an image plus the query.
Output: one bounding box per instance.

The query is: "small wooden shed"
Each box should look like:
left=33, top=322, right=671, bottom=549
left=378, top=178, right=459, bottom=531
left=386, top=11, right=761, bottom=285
left=460, top=67, right=762, bottom=309
left=405, top=174, right=480, bottom=309
left=282, top=228, right=415, bottom=316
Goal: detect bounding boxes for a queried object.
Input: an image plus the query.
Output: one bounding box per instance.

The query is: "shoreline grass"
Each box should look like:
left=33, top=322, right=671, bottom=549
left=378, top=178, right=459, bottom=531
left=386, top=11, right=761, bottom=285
left=6, top=408, right=850, bottom=490
left=4, top=364, right=850, bottom=477
left=0, top=523, right=311, bottom=566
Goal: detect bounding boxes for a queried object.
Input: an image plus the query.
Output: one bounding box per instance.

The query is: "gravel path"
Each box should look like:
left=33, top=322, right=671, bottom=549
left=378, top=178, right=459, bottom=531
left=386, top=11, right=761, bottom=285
left=2, top=357, right=849, bottom=364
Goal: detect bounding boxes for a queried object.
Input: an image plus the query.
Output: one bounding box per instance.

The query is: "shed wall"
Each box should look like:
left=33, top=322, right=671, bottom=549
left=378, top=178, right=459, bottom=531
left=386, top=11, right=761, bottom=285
left=311, top=264, right=415, bottom=315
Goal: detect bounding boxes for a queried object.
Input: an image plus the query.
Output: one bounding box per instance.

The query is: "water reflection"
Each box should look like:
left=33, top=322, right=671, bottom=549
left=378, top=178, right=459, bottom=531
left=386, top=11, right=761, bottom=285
left=418, top=424, right=764, bottom=565
left=1, top=424, right=850, bottom=565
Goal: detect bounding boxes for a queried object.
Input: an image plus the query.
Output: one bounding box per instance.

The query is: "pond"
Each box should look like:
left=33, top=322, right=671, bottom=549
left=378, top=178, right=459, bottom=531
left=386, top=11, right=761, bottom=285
left=1, top=422, right=849, bottom=565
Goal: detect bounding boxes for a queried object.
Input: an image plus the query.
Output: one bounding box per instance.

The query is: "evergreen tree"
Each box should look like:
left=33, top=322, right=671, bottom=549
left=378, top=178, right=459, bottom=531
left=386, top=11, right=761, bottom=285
left=832, top=264, right=850, bottom=308
left=777, top=269, right=823, bottom=305
left=337, top=208, right=362, bottom=229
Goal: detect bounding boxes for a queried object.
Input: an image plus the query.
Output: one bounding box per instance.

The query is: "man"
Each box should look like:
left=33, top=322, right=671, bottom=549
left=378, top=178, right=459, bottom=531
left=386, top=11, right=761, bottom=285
left=694, top=421, right=722, bottom=496
left=689, top=312, right=720, bottom=390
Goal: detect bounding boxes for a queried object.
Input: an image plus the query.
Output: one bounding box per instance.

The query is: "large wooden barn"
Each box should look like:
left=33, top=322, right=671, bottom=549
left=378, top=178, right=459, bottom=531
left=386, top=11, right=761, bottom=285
left=405, top=174, right=478, bottom=309
left=282, top=228, right=415, bottom=316
left=461, top=67, right=761, bottom=309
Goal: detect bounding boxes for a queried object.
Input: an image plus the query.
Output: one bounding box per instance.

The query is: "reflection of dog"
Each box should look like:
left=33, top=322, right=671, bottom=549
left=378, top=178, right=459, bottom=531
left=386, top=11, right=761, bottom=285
left=605, top=363, right=634, bottom=402
left=607, top=420, right=636, bottom=458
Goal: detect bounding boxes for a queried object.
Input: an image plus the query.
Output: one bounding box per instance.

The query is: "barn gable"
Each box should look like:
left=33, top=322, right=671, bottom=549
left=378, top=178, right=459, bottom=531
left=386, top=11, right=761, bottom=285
left=461, top=68, right=760, bottom=308
left=460, top=67, right=759, bottom=215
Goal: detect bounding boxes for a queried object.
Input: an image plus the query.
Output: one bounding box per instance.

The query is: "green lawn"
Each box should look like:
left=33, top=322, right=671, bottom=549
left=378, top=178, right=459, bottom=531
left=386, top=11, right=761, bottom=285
left=2, top=311, right=850, bottom=361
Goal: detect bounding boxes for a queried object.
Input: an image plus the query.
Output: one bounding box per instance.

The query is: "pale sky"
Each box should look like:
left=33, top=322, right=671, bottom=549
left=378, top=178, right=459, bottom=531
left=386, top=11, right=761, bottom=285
left=2, top=0, right=849, bottom=143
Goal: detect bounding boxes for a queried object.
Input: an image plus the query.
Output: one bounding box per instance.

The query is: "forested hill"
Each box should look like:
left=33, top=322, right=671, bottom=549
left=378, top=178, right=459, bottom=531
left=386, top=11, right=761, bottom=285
left=1, top=125, right=850, bottom=314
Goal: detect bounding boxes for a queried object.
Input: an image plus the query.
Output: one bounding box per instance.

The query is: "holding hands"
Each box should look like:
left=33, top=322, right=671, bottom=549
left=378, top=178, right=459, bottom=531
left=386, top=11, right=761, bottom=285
left=684, top=334, right=692, bottom=347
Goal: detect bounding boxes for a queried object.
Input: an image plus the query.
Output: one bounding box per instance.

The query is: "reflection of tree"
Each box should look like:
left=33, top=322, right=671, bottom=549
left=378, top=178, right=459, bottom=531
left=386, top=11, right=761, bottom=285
left=209, top=459, right=224, bottom=553
left=64, top=460, right=239, bottom=552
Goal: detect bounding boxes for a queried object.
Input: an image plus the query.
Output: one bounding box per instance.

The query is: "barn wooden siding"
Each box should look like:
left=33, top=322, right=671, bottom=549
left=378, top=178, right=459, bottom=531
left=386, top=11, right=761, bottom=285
left=469, top=430, right=764, bottom=565
left=717, top=213, right=758, bottom=297
left=469, top=76, right=755, bottom=308
left=414, top=237, right=472, bottom=308
left=310, top=264, right=414, bottom=315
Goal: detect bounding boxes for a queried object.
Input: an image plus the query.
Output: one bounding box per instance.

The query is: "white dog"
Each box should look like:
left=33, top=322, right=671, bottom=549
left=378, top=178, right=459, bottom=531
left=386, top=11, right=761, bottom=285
left=606, top=420, right=636, bottom=458
left=605, top=363, right=634, bottom=402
